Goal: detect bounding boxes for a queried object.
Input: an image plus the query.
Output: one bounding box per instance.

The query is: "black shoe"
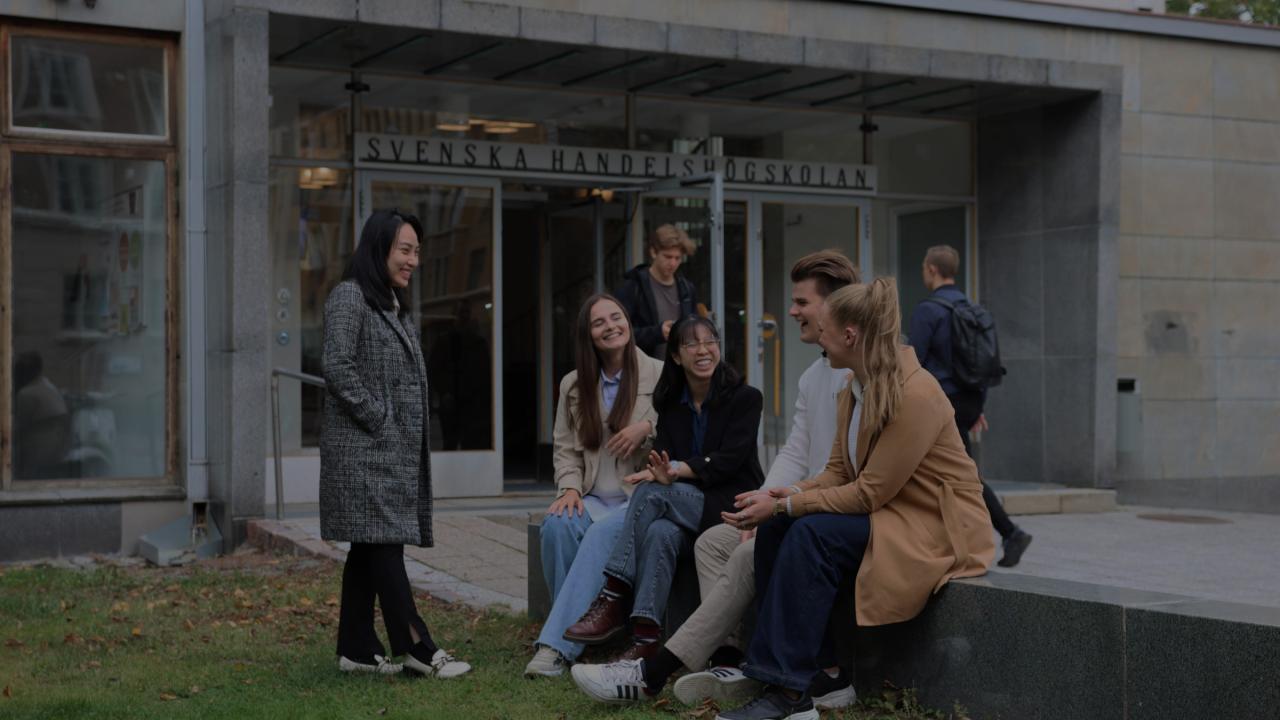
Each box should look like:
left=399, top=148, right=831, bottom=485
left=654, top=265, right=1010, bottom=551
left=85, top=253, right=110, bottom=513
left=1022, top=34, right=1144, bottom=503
left=808, top=668, right=856, bottom=709
left=998, top=529, right=1033, bottom=568
left=715, top=688, right=818, bottom=720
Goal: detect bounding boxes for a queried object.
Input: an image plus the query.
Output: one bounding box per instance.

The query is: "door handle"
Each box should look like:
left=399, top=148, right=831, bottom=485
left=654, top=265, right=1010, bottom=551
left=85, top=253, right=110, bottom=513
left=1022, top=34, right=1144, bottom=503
left=757, top=318, right=777, bottom=332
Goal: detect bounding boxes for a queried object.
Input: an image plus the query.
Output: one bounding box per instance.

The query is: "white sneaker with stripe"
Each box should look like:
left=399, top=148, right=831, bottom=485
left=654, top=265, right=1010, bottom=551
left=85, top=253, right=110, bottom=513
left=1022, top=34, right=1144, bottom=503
left=673, top=665, right=762, bottom=706
left=570, top=659, right=650, bottom=704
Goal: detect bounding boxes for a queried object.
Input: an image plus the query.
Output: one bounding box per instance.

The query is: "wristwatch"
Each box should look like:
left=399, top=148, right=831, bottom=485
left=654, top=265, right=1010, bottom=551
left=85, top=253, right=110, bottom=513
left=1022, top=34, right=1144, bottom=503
left=772, top=498, right=786, bottom=516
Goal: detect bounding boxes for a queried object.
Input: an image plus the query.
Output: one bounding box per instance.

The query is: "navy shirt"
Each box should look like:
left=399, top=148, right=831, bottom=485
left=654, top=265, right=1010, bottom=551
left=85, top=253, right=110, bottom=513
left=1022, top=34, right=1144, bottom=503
left=680, top=385, right=710, bottom=457
left=908, top=284, right=969, bottom=397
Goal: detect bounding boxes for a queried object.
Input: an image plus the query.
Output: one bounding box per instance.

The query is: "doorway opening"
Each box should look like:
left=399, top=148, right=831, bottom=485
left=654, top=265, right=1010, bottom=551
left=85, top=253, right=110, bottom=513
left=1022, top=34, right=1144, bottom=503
left=501, top=184, right=632, bottom=485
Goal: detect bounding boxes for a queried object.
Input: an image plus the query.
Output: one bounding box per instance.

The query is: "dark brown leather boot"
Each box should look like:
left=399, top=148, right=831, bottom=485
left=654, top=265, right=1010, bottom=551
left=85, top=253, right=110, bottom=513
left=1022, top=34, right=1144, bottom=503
left=564, top=577, right=630, bottom=644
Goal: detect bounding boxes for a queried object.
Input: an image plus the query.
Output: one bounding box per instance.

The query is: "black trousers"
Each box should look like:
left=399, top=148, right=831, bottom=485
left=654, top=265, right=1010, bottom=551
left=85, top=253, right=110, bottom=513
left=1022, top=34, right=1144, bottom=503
left=336, top=543, right=437, bottom=660
left=948, top=389, right=1017, bottom=539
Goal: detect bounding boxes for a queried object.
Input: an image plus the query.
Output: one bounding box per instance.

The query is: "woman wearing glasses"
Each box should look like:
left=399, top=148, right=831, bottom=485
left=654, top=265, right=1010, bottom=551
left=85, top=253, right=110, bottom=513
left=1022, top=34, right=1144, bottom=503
left=319, top=209, right=470, bottom=679
left=563, top=316, right=764, bottom=662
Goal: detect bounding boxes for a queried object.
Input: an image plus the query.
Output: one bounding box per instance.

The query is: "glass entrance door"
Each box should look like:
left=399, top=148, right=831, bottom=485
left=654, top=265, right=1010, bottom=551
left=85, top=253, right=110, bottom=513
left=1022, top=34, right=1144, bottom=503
left=630, top=174, right=747, bottom=375
left=751, top=198, right=869, bottom=468
left=358, top=172, right=503, bottom=498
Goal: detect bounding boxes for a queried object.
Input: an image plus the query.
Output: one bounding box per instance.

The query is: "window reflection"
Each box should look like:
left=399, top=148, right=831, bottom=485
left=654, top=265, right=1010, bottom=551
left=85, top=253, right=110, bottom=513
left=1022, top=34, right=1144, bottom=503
left=11, top=36, right=165, bottom=136
left=11, top=154, right=168, bottom=480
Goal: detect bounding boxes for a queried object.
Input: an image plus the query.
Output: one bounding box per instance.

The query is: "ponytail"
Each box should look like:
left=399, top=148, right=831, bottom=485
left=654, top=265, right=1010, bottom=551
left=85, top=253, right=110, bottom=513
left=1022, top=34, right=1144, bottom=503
left=826, top=277, right=904, bottom=435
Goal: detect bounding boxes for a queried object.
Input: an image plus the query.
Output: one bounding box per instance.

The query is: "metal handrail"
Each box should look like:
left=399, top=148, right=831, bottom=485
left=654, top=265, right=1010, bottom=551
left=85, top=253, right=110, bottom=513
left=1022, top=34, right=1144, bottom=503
left=270, top=367, right=326, bottom=519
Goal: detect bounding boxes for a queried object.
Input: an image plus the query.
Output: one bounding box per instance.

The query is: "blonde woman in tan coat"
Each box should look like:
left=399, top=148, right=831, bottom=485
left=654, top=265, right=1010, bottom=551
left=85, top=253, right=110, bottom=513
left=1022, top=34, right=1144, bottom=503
left=525, top=294, right=665, bottom=678
left=713, top=278, right=995, bottom=720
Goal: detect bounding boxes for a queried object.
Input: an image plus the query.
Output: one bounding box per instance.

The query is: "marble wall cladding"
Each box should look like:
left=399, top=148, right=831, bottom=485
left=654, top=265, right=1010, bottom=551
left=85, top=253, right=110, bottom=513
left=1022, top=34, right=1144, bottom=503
left=853, top=574, right=1280, bottom=720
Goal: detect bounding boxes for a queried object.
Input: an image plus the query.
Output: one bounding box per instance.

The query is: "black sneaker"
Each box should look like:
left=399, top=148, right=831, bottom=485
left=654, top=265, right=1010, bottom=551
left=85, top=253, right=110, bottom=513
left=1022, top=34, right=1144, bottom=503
left=715, top=688, right=818, bottom=720
left=998, top=529, right=1033, bottom=568
left=808, top=668, right=856, bottom=709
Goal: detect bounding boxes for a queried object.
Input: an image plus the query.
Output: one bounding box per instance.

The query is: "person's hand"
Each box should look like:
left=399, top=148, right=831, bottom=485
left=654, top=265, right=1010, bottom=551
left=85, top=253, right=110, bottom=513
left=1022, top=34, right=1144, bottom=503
left=624, top=469, right=654, bottom=485
left=765, top=486, right=796, bottom=499
left=606, top=420, right=651, bottom=458
left=661, top=320, right=674, bottom=340
left=970, top=414, right=989, bottom=434
left=739, top=528, right=757, bottom=543
left=722, top=492, right=774, bottom=530
left=733, top=488, right=768, bottom=504
left=547, top=489, right=584, bottom=517
left=645, top=449, right=676, bottom=485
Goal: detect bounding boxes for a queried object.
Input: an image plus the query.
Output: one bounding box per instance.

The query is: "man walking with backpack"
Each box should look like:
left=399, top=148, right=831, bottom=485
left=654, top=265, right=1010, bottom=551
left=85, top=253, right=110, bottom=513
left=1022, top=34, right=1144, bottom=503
left=909, top=245, right=1032, bottom=567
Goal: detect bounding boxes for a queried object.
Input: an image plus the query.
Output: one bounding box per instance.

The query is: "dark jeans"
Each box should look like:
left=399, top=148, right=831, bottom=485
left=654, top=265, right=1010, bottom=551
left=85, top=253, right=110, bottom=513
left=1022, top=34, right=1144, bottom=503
left=744, top=514, right=870, bottom=692
left=604, top=481, right=705, bottom=625
left=337, top=543, right=438, bottom=660
left=948, top=389, right=1017, bottom=539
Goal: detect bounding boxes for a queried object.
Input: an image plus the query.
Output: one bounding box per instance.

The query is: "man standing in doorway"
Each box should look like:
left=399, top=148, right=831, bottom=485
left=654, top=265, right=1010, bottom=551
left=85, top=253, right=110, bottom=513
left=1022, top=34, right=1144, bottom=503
left=910, top=245, right=1032, bottom=568
left=616, top=224, right=699, bottom=359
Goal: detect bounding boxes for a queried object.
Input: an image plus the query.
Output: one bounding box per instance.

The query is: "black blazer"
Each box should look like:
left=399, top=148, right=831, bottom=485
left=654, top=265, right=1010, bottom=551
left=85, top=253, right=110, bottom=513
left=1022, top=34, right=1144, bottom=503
left=654, top=381, right=765, bottom=531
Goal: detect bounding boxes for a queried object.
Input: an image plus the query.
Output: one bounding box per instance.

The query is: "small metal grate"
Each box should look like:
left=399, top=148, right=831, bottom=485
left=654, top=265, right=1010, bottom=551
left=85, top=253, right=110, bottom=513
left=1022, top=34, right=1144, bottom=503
left=1136, top=513, right=1232, bottom=525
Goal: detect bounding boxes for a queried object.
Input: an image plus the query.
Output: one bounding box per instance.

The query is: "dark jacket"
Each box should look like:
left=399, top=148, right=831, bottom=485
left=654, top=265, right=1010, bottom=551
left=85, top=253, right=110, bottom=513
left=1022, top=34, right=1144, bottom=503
left=319, top=280, right=433, bottom=547
left=616, top=264, right=699, bottom=358
left=908, top=284, right=972, bottom=398
left=654, top=381, right=765, bottom=531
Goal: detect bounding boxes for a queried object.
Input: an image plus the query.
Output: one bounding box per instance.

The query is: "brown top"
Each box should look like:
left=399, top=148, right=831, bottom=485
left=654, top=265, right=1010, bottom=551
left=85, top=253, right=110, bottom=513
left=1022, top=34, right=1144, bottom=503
left=791, top=346, right=995, bottom=626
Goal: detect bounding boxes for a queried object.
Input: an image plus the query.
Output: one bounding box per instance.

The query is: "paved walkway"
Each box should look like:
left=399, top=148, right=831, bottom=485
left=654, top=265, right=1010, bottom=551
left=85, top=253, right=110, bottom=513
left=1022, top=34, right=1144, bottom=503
left=251, top=493, right=1280, bottom=614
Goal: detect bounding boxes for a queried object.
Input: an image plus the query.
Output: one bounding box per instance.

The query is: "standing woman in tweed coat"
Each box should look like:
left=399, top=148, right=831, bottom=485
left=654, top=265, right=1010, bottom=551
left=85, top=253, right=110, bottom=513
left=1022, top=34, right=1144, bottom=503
left=320, top=208, right=471, bottom=679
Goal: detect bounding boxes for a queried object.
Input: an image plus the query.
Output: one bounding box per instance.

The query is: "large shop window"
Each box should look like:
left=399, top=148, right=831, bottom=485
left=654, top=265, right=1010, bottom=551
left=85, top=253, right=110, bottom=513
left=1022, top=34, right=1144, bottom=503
left=2, top=26, right=177, bottom=490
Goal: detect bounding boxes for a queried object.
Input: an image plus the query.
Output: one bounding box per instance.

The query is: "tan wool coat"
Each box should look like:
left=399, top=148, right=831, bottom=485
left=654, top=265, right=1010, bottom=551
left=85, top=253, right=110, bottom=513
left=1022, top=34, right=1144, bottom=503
left=791, top=346, right=995, bottom=627
left=552, top=350, right=665, bottom=500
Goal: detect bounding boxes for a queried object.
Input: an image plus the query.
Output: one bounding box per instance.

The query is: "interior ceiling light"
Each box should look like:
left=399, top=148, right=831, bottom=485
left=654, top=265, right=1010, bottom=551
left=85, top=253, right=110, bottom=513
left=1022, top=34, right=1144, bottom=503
left=484, top=123, right=519, bottom=134
left=436, top=122, right=471, bottom=131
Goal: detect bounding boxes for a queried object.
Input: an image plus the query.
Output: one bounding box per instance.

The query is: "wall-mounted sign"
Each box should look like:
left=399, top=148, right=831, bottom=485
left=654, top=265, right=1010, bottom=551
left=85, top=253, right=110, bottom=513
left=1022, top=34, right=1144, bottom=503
left=355, top=133, right=876, bottom=195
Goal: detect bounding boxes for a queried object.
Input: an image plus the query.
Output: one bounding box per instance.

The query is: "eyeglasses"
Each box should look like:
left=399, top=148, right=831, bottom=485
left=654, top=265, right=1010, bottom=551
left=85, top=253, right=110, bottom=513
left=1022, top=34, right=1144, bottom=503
left=679, top=339, right=720, bottom=351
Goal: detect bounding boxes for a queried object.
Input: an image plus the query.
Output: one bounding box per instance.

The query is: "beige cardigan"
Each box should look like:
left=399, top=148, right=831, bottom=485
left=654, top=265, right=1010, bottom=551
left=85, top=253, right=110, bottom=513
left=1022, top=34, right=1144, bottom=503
left=552, top=350, right=665, bottom=500
left=791, top=347, right=995, bottom=626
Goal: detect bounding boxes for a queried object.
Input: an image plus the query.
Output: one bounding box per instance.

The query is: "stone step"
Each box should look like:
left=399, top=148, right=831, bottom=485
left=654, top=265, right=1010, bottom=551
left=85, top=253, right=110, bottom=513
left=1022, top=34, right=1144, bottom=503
left=989, top=482, right=1117, bottom=515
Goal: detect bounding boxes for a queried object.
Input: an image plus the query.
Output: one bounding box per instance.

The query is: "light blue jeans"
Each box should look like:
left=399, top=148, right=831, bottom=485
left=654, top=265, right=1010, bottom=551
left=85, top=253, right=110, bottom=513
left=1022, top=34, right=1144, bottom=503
left=604, top=481, right=705, bottom=625
left=536, top=502, right=628, bottom=660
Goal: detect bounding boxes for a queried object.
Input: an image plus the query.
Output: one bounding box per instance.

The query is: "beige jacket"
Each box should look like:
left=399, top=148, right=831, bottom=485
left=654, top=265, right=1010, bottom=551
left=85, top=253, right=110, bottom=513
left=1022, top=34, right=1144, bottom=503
left=792, top=347, right=995, bottom=627
left=552, top=350, right=665, bottom=499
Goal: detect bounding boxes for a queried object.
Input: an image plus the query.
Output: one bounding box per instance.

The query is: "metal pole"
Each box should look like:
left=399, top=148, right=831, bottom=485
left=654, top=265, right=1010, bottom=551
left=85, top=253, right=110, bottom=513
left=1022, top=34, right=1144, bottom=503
left=271, top=374, right=284, bottom=520
left=709, top=173, right=725, bottom=335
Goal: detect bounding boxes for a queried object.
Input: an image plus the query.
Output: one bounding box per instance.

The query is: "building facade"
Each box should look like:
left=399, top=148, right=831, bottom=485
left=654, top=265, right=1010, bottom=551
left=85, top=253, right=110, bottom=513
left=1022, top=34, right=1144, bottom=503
left=1, top=0, right=1278, bottom=560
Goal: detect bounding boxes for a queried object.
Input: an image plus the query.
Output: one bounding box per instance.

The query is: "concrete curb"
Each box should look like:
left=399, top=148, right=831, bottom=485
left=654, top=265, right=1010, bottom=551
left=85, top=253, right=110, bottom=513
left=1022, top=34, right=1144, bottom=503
left=246, top=519, right=527, bottom=615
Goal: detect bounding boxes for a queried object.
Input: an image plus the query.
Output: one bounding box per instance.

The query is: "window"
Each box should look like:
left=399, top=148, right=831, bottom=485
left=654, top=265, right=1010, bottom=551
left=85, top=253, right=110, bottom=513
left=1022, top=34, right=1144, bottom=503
left=2, top=25, right=177, bottom=490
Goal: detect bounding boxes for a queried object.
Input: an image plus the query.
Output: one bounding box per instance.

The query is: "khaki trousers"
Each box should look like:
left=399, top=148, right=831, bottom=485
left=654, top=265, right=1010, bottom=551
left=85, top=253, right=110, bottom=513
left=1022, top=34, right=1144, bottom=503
left=664, top=523, right=756, bottom=670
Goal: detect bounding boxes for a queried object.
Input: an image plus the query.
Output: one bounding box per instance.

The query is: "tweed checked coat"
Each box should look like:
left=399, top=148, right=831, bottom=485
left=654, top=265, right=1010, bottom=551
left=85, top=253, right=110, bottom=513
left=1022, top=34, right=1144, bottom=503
left=320, top=280, right=433, bottom=547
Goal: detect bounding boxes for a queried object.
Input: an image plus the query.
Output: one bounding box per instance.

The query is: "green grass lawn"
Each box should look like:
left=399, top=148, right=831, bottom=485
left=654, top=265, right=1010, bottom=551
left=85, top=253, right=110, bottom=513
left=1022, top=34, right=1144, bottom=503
left=0, top=551, right=958, bottom=720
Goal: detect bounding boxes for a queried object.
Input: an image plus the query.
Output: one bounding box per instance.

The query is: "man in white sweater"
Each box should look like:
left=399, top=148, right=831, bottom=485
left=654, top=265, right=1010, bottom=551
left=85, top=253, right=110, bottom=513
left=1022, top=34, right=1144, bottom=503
left=570, top=250, right=861, bottom=709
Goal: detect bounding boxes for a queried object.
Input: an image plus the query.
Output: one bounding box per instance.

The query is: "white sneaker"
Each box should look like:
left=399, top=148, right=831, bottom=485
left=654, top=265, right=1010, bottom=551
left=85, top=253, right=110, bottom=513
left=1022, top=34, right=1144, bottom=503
left=404, top=648, right=472, bottom=679
left=673, top=665, right=762, bottom=706
left=570, top=659, right=651, bottom=704
left=338, top=654, right=403, bottom=675
left=524, top=645, right=569, bottom=678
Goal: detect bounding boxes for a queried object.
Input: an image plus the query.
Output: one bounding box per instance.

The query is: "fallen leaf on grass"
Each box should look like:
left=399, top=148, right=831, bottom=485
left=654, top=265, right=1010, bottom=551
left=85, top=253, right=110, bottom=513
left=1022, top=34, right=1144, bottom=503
left=63, top=632, right=82, bottom=645
left=4, top=638, right=25, bottom=648
left=299, top=597, right=313, bottom=607
left=189, top=685, right=202, bottom=695
left=87, top=661, right=102, bottom=669
left=325, top=596, right=338, bottom=607
left=183, top=619, right=195, bottom=631
left=110, top=602, right=130, bottom=614
left=377, top=709, right=388, bottom=716
left=131, top=627, right=143, bottom=638
left=159, top=692, right=178, bottom=701
left=2, top=686, right=11, bottom=699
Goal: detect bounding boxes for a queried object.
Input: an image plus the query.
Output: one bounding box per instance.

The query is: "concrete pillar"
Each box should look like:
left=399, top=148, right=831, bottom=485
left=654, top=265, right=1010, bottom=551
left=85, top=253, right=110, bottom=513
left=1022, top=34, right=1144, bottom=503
left=977, top=93, right=1119, bottom=489
left=204, top=4, right=271, bottom=547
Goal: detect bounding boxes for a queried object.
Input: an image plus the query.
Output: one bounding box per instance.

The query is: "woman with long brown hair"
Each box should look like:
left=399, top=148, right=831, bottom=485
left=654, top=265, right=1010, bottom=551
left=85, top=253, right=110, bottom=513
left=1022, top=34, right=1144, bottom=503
left=713, top=278, right=995, bottom=720
left=525, top=294, right=665, bottom=678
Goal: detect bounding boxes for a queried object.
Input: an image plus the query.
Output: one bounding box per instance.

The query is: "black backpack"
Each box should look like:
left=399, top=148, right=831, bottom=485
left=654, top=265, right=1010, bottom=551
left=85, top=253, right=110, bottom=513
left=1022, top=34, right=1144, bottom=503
left=925, top=296, right=1006, bottom=390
